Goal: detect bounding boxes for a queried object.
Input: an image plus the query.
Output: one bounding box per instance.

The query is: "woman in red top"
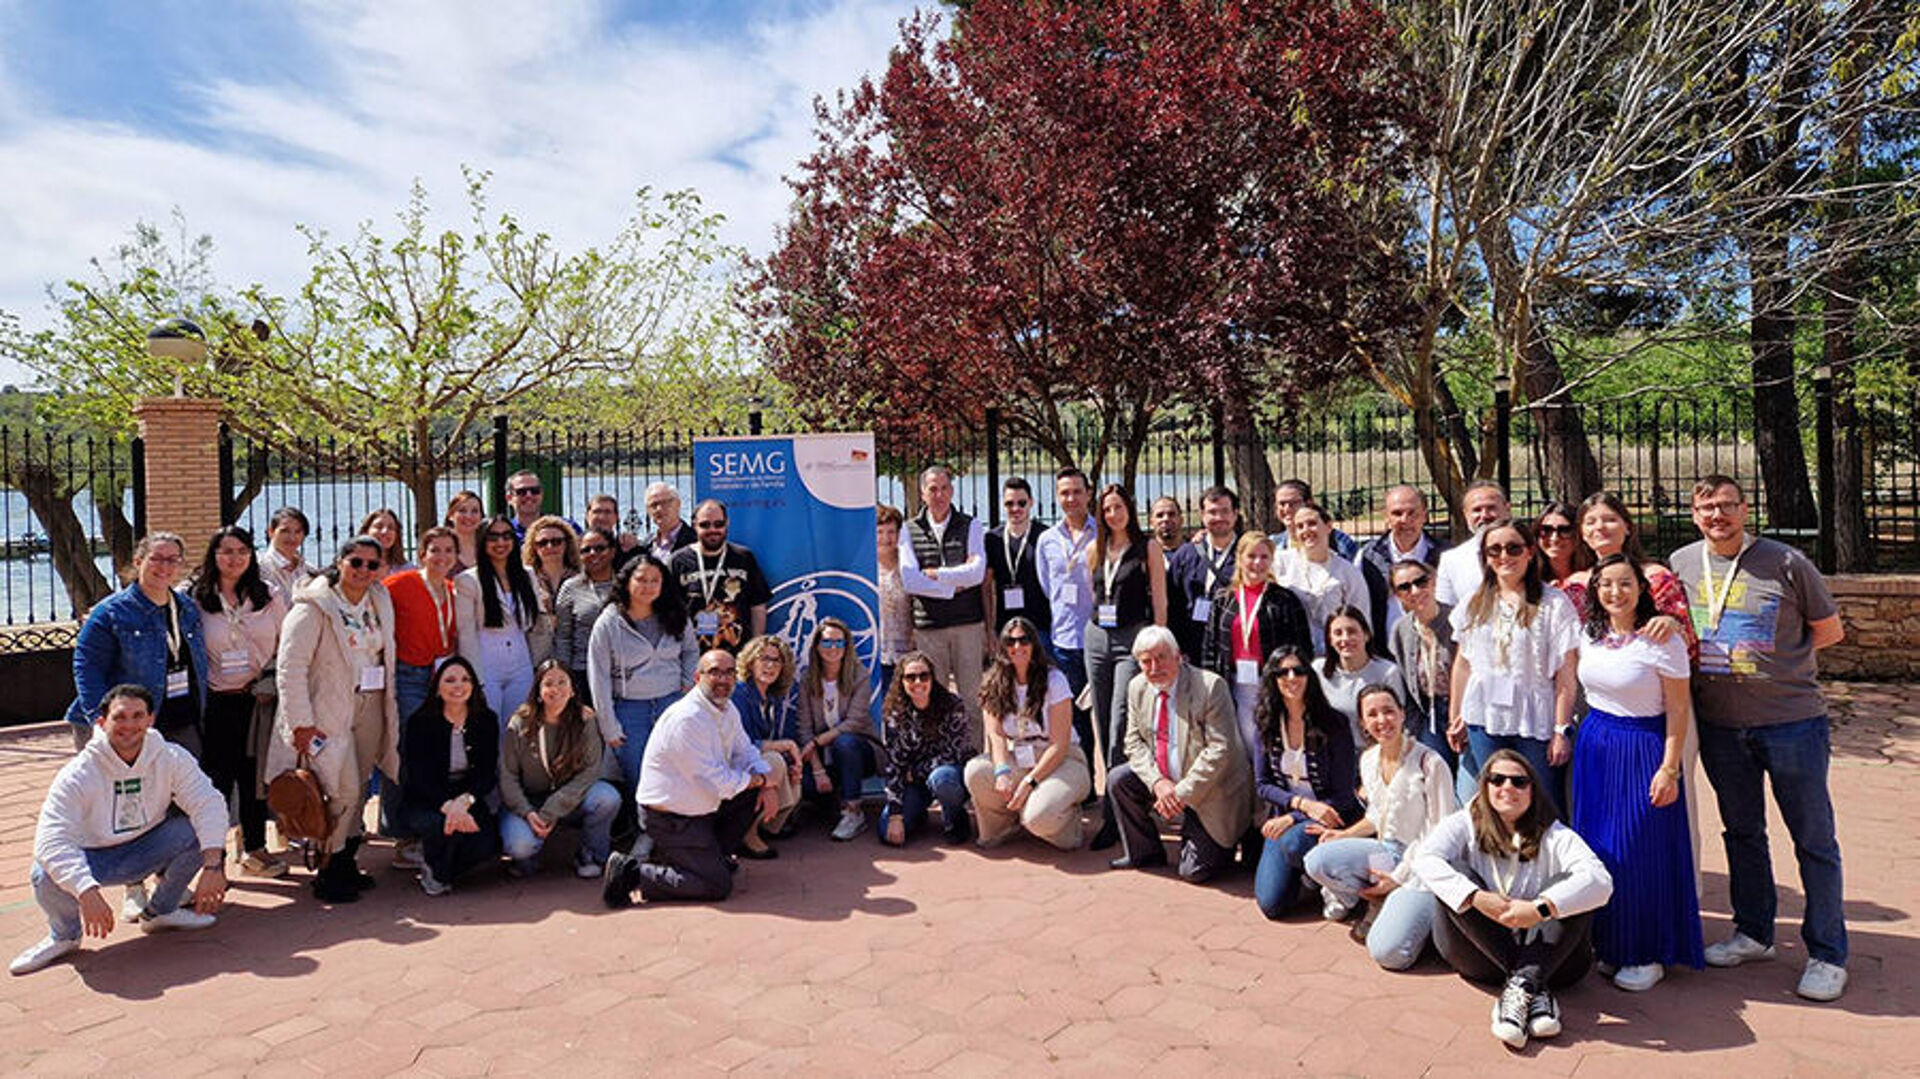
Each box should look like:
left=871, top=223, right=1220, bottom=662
left=1201, top=531, right=1313, bottom=763
left=381, top=526, right=464, bottom=869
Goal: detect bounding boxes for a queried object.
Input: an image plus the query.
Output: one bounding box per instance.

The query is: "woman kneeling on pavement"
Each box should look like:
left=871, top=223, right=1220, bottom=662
left=1411, top=750, right=1613, bottom=1051
left=878, top=651, right=972, bottom=846
left=500, top=659, right=620, bottom=880
left=965, top=617, right=1090, bottom=850
left=796, top=617, right=880, bottom=842
left=399, top=657, right=501, bottom=896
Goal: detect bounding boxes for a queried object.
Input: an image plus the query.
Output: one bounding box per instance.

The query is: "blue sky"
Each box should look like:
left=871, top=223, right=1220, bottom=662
left=0, top=0, right=923, bottom=379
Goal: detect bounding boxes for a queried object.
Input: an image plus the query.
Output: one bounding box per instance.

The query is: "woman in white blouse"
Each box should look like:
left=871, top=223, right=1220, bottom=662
left=1314, top=605, right=1398, bottom=749
left=455, top=515, right=539, bottom=731
left=1445, top=520, right=1580, bottom=810
left=1303, top=684, right=1455, bottom=969
left=1275, top=502, right=1370, bottom=653
left=964, top=617, right=1090, bottom=850
left=1412, top=750, right=1613, bottom=1051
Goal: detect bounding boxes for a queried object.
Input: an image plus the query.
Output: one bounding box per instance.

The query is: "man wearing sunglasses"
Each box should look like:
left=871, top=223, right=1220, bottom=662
left=985, top=477, right=1052, bottom=641
left=1358, top=484, right=1446, bottom=639
left=1670, top=474, right=1849, bottom=1002
left=670, top=500, right=771, bottom=654
left=505, top=471, right=580, bottom=541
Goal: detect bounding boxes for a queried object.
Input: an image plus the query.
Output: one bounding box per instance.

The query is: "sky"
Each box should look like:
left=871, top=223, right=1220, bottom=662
left=0, top=0, right=925, bottom=384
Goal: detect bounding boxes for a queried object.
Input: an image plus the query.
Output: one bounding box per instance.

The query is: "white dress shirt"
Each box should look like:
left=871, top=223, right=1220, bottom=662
left=898, top=511, right=988, bottom=598
left=635, top=686, right=771, bottom=816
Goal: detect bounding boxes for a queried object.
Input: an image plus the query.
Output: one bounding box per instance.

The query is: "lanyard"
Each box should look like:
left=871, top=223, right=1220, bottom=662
left=164, top=594, right=183, bottom=664
left=1702, top=535, right=1754, bottom=633
left=1238, top=584, right=1265, bottom=652
left=427, top=575, right=456, bottom=653
left=1204, top=538, right=1234, bottom=592
left=696, top=545, right=729, bottom=605
left=1005, top=527, right=1030, bottom=579
left=1102, top=545, right=1127, bottom=601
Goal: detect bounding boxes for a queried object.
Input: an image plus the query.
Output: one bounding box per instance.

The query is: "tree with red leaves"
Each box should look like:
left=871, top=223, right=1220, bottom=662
left=749, top=0, right=1424, bottom=495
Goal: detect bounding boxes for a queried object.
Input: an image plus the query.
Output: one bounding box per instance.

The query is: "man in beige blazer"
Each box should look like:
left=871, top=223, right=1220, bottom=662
left=1105, top=626, right=1251, bottom=882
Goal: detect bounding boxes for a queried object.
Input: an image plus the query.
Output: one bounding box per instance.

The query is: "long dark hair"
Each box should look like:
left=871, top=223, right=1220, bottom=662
left=414, top=654, right=496, bottom=728
left=477, top=515, right=538, bottom=629
left=1470, top=749, right=1554, bottom=860
left=1254, top=646, right=1344, bottom=752
left=511, top=659, right=591, bottom=780
left=319, top=536, right=383, bottom=587
left=605, top=553, right=688, bottom=638
left=190, top=525, right=272, bottom=612
left=1581, top=553, right=1658, bottom=640
left=1465, top=519, right=1545, bottom=629
left=883, top=649, right=955, bottom=723
left=1318, top=604, right=1372, bottom=678
left=1531, top=501, right=1592, bottom=584
left=980, top=616, right=1052, bottom=722
left=1088, top=484, right=1146, bottom=576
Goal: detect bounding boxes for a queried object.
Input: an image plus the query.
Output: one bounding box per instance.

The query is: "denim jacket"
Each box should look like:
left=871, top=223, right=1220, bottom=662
left=64, top=584, right=208, bottom=728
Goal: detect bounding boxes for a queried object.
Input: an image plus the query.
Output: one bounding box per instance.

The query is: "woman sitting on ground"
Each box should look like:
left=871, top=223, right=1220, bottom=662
left=1251, top=646, right=1362, bottom=920
left=878, top=651, right=972, bottom=847
left=1410, top=750, right=1613, bottom=1051
left=964, top=617, right=1091, bottom=850
left=398, top=657, right=501, bottom=897
left=794, top=618, right=879, bottom=842
left=731, top=635, right=804, bottom=857
left=499, top=659, right=621, bottom=880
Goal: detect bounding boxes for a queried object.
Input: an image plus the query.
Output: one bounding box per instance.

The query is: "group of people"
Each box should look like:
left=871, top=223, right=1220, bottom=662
left=15, top=465, right=1853, bottom=1051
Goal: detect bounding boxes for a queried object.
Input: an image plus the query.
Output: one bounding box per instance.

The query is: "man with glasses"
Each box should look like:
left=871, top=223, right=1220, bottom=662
left=1434, top=481, right=1510, bottom=607
left=643, top=482, right=697, bottom=565
left=1385, top=559, right=1457, bottom=773
left=898, top=465, right=989, bottom=743
left=1268, top=479, right=1358, bottom=560
left=986, top=477, right=1051, bottom=639
left=1358, top=485, right=1446, bottom=638
left=1669, top=474, right=1849, bottom=1001
left=505, top=471, right=579, bottom=540
left=602, top=651, right=778, bottom=906
left=671, top=499, right=771, bottom=654
left=1167, top=486, right=1242, bottom=664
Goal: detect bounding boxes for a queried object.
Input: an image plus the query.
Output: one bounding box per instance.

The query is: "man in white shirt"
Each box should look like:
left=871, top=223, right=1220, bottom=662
left=1434, top=481, right=1511, bottom=607
left=12, top=685, right=229, bottom=976
left=1357, top=485, right=1447, bottom=637
left=898, top=465, right=989, bottom=742
left=602, top=652, right=779, bottom=907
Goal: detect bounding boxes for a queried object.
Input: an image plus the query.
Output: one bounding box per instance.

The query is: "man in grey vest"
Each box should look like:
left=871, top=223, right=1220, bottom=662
left=899, top=465, right=988, bottom=748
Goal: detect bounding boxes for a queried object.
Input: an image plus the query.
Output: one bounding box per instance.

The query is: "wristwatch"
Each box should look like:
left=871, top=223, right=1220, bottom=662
left=1023, top=775, right=1039, bottom=790
left=1534, top=899, right=1553, bottom=921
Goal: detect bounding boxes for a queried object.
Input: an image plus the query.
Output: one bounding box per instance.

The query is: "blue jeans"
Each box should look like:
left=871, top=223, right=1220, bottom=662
left=878, top=764, right=967, bottom=843
left=30, top=814, right=201, bottom=941
left=499, top=780, right=622, bottom=869
left=1465, top=727, right=1555, bottom=814
left=804, top=734, right=875, bottom=806
left=1254, top=821, right=1320, bottom=919
left=1366, top=886, right=1439, bottom=971
left=1411, top=694, right=1457, bottom=775
left=1047, top=640, right=1096, bottom=764
left=1697, top=716, right=1847, bottom=965
left=610, top=695, right=674, bottom=793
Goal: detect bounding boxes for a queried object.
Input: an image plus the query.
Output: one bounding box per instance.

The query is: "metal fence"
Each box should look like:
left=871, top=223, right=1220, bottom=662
left=0, top=428, right=141, bottom=637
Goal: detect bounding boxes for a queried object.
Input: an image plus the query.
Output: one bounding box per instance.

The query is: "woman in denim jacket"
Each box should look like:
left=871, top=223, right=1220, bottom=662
left=65, top=532, right=208, bottom=757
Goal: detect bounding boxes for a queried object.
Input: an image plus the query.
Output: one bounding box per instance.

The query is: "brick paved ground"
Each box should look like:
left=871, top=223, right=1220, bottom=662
left=1, top=680, right=1915, bottom=1077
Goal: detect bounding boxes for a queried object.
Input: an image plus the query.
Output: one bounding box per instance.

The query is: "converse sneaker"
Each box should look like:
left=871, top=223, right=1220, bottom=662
left=139, top=908, right=217, bottom=933
left=831, top=806, right=868, bottom=842
left=1796, top=959, right=1848, bottom=1002
left=9, top=936, right=79, bottom=976
left=1704, top=931, right=1775, bottom=968
left=1613, top=963, right=1664, bottom=992
left=121, top=881, right=148, bottom=923
left=1526, top=989, right=1562, bottom=1038
left=1490, top=977, right=1532, bottom=1049
left=418, top=865, right=451, bottom=897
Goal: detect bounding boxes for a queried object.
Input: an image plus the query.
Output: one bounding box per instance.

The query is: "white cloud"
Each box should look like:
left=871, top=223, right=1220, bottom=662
left=0, top=0, right=921, bottom=382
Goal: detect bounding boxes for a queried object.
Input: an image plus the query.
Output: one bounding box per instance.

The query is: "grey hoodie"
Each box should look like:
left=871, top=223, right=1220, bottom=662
left=585, top=605, right=699, bottom=745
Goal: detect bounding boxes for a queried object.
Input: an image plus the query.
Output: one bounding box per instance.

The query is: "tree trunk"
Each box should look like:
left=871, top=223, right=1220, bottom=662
left=1750, top=257, right=1818, bottom=529
left=1826, top=0, right=1874, bottom=571
left=1223, top=398, right=1277, bottom=534
left=96, top=495, right=134, bottom=582
left=11, top=462, right=113, bottom=616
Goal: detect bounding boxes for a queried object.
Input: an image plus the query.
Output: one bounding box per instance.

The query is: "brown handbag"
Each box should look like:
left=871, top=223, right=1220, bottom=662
left=267, top=749, right=333, bottom=849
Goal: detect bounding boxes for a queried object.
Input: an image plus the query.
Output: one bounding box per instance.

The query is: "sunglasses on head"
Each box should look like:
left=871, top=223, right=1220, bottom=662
left=1485, top=541, right=1529, bottom=559
left=1486, top=772, right=1532, bottom=789
left=1393, top=574, right=1432, bottom=594
left=345, top=557, right=382, bottom=571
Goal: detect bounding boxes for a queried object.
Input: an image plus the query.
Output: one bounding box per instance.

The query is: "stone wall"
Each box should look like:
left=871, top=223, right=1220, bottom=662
left=1822, top=574, right=1920, bottom=681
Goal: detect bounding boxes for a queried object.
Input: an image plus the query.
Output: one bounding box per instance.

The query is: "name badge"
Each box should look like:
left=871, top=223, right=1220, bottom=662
left=1190, top=597, right=1212, bottom=623
left=1485, top=673, right=1516, bottom=708
left=1003, top=586, right=1025, bottom=610
left=165, top=669, right=190, bottom=698
left=1013, top=742, right=1037, bottom=769
left=219, top=648, right=251, bottom=677
left=695, top=611, right=720, bottom=635
left=358, top=665, right=386, bottom=692
left=1096, top=603, right=1119, bottom=628
left=111, top=777, right=147, bottom=834
left=1235, top=659, right=1260, bottom=684
left=1057, top=584, right=1079, bottom=607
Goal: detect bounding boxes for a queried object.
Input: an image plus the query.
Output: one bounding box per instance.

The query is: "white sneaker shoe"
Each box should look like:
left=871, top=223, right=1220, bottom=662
left=139, top=908, right=216, bottom=933
left=1321, top=894, right=1352, bottom=922
left=9, top=936, right=79, bottom=975
left=1796, top=959, right=1848, bottom=1002
left=574, top=856, right=604, bottom=880
left=1704, top=931, right=1776, bottom=968
left=121, top=881, right=149, bottom=923
left=831, top=807, right=868, bottom=842
left=390, top=840, right=424, bottom=871
left=1612, top=963, right=1665, bottom=992
left=418, top=866, right=451, bottom=897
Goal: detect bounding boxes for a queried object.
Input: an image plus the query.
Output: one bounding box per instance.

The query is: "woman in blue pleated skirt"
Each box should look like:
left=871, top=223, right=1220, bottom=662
left=1571, top=554, right=1704, bottom=991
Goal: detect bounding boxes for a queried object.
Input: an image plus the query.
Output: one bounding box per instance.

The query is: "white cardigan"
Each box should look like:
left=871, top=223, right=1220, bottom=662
left=1410, top=809, right=1613, bottom=917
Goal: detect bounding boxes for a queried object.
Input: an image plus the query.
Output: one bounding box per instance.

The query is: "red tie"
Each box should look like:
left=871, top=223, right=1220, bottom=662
left=1154, top=690, right=1171, bottom=776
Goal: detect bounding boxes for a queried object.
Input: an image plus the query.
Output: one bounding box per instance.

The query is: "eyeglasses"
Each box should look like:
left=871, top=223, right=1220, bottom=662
left=1392, top=574, right=1432, bottom=594
left=143, top=554, right=183, bottom=566
left=1693, top=499, right=1744, bottom=516
left=1536, top=523, right=1575, bottom=538
left=485, top=531, right=517, bottom=542
left=511, top=487, right=542, bottom=497
left=1003, top=498, right=1030, bottom=509
left=1275, top=667, right=1309, bottom=679
left=818, top=639, right=847, bottom=650
left=345, top=557, right=383, bottom=571
left=1003, top=635, right=1033, bottom=646
left=534, top=536, right=568, bottom=549
left=580, top=544, right=611, bottom=555
left=1485, top=542, right=1529, bottom=559
left=695, top=521, right=727, bottom=531
left=901, top=670, right=933, bottom=684
left=1486, top=772, right=1533, bottom=789
left=700, top=666, right=737, bottom=678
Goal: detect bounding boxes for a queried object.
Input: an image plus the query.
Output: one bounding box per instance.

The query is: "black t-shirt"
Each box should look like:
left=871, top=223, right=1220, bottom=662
left=670, top=541, right=772, bottom=654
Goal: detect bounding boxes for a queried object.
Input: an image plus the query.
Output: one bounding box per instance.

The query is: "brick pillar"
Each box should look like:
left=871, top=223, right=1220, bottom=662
left=132, top=396, right=225, bottom=548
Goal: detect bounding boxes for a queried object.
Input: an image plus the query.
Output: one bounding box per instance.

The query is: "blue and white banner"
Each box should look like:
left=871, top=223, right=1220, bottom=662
left=693, top=433, right=879, bottom=685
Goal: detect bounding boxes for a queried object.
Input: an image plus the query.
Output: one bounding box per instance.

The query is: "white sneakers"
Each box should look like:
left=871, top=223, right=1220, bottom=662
left=418, top=866, right=451, bottom=897
left=1612, top=963, right=1664, bottom=992
left=121, top=881, right=149, bottom=923
left=9, top=936, right=79, bottom=976
left=391, top=840, right=425, bottom=871
left=831, top=807, right=868, bottom=842
left=1321, top=894, right=1351, bottom=922
left=1704, top=931, right=1776, bottom=967
left=1797, top=959, right=1848, bottom=1002
left=139, top=908, right=217, bottom=933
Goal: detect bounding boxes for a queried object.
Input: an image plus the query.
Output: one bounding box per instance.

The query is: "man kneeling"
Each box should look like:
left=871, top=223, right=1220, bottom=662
left=12, top=685, right=230, bottom=975
left=603, top=650, right=779, bottom=906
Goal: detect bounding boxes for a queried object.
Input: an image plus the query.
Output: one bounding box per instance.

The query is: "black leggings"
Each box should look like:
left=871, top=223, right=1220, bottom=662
left=1433, top=900, right=1595, bottom=990
left=200, top=692, right=266, bottom=852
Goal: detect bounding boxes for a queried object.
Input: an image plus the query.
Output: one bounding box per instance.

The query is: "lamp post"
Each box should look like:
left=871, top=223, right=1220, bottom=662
left=1492, top=370, right=1513, bottom=496
left=145, top=317, right=208, bottom=397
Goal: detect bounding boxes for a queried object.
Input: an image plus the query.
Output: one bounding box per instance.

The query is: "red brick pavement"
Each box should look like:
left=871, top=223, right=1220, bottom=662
left=1, top=681, right=1915, bottom=1077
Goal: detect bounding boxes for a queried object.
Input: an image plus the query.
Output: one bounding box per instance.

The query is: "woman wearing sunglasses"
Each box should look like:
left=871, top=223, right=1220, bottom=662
left=552, top=527, right=621, bottom=701
left=795, top=618, right=878, bottom=842
left=966, top=617, right=1091, bottom=850
left=1385, top=560, right=1458, bottom=773
left=1447, top=520, right=1581, bottom=810
left=877, top=650, right=972, bottom=846
left=1411, top=750, right=1612, bottom=1050
left=1251, top=646, right=1361, bottom=920
left=1570, top=554, right=1703, bottom=991
left=455, top=515, right=540, bottom=734
left=1200, top=532, right=1312, bottom=760
left=520, top=515, right=579, bottom=669
left=732, top=635, right=802, bottom=857
left=1531, top=502, right=1591, bottom=592
left=267, top=536, right=400, bottom=904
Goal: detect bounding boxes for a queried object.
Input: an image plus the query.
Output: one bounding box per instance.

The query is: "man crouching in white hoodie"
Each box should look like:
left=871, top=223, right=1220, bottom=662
left=11, top=683, right=230, bottom=976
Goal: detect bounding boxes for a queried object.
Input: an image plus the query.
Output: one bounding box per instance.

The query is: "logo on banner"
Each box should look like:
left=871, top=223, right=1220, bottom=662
left=769, top=570, right=879, bottom=676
